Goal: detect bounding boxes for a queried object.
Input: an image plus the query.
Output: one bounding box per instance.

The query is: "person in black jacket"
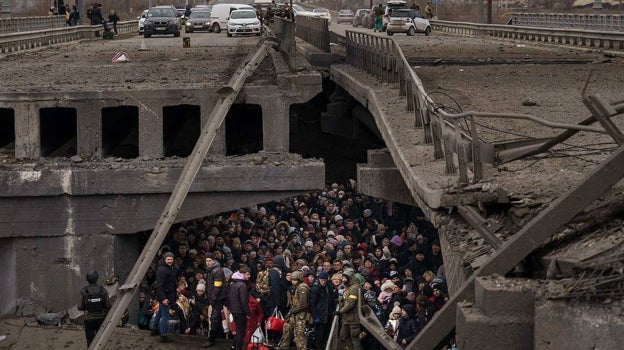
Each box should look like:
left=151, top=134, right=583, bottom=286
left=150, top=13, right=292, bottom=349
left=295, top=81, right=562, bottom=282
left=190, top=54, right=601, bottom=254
left=150, top=252, right=177, bottom=343
left=107, top=10, right=120, bottom=35
left=309, top=271, right=334, bottom=349
left=78, top=270, right=111, bottom=347
left=227, top=266, right=251, bottom=350
left=202, top=252, right=227, bottom=348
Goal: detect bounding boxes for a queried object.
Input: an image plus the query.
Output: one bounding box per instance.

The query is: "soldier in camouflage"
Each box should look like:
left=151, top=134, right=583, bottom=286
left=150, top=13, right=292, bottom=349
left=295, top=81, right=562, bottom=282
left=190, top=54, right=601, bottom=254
left=335, top=269, right=361, bottom=350
left=277, top=270, right=310, bottom=350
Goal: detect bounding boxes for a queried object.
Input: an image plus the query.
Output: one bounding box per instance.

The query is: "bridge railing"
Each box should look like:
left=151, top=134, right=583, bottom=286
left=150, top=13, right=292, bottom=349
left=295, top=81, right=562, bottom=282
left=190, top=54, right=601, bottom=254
left=344, top=30, right=614, bottom=185
left=0, top=21, right=137, bottom=55
left=0, top=15, right=66, bottom=34
left=431, top=20, right=624, bottom=50
left=510, top=12, right=624, bottom=32
left=295, top=14, right=330, bottom=52
left=272, top=17, right=297, bottom=72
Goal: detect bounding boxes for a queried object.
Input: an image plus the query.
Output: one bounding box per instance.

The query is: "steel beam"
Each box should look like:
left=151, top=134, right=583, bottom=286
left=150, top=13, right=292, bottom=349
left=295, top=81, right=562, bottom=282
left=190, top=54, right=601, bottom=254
left=88, top=41, right=275, bottom=350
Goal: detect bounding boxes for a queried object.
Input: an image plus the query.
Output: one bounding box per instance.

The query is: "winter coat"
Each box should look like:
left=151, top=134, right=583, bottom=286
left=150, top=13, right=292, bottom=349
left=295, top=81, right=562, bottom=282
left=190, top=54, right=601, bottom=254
left=309, top=280, right=334, bottom=323
left=227, top=275, right=251, bottom=316
left=244, top=295, right=264, bottom=343
left=206, top=262, right=227, bottom=303
left=155, top=259, right=177, bottom=303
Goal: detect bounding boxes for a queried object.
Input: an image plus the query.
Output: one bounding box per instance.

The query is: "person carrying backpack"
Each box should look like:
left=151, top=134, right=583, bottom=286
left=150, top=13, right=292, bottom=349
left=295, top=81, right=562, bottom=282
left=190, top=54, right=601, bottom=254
left=78, top=270, right=111, bottom=347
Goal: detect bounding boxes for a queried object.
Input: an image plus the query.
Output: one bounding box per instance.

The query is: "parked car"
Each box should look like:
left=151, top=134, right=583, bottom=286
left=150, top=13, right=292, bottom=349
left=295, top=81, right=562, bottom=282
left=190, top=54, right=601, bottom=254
left=337, top=9, right=354, bottom=24
left=362, top=5, right=384, bottom=29
left=184, top=10, right=213, bottom=32
left=211, top=3, right=254, bottom=34
left=312, top=8, right=331, bottom=24
left=383, top=0, right=408, bottom=31
left=352, top=8, right=370, bottom=27
left=386, top=8, right=431, bottom=36
left=143, top=6, right=181, bottom=38
left=226, top=9, right=262, bottom=37
left=292, top=4, right=314, bottom=17
left=137, top=9, right=148, bottom=34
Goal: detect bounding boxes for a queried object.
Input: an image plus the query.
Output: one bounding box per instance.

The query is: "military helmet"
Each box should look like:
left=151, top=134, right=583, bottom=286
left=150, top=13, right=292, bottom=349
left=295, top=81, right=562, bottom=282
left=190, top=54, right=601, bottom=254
left=291, top=270, right=304, bottom=282
left=86, top=270, right=99, bottom=283
left=342, top=269, right=355, bottom=279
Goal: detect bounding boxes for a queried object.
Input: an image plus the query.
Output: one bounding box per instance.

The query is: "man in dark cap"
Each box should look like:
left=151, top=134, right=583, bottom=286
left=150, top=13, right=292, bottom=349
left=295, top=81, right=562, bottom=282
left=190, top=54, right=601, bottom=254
left=309, top=271, right=334, bottom=349
left=150, top=252, right=177, bottom=343
left=202, top=253, right=227, bottom=347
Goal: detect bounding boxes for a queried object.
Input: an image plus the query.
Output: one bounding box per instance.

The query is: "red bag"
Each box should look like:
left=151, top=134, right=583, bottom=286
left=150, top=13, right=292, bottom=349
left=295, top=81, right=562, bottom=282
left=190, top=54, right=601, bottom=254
left=265, top=308, right=285, bottom=333
left=247, top=343, right=270, bottom=350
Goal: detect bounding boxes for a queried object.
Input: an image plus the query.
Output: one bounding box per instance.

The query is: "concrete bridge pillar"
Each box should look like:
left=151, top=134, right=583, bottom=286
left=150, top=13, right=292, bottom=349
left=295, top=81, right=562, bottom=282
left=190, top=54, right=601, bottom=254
left=76, top=101, right=103, bottom=158
left=14, top=102, right=40, bottom=160
left=138, top=100, right=164, bottom=158
left=259, top=98, right=289, bottom=153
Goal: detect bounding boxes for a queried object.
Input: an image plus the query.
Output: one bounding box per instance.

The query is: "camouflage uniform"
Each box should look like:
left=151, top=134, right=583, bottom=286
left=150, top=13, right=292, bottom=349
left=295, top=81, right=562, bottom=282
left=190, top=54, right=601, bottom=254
left=337, top=275, right=361, bottom=350
left=278, top=271, right=310, bottom=350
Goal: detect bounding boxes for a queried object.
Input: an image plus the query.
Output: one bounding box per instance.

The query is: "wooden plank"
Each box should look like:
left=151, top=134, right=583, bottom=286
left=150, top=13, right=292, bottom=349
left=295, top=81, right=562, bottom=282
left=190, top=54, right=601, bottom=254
left=89, top=41, right=274, bottom=350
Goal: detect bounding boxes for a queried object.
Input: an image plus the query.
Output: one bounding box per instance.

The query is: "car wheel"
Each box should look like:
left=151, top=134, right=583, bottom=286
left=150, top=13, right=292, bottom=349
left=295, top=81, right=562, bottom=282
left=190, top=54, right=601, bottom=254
left=407, top=27, right=415, bottom=36
left=144, top=33, right=151, bottom=38
left=212, top=23, right=221, bottom=33
left=425, top=26, right=431, bottom=36
left=387, top=31, right=393, bottom=36
left=174, top=32, right=180, bottom=37
left=227, top=31, right=232, bottom=37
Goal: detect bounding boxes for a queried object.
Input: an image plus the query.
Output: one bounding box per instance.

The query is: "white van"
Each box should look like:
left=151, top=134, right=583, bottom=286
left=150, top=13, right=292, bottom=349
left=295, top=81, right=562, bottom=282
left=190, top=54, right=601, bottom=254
left=210, top=3, right=254, bottom=33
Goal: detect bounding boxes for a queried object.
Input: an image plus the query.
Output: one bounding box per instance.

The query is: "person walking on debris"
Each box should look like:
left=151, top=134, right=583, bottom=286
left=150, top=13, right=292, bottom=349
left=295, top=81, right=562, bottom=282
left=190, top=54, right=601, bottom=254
left=78, top=270, right=111, bottom=347
left=150, top=251, right=177, bottom=343
left=202, top=252, right=227, bottom=348
left=335, top=269, right=362, bottom=350
left=373, top=4, right=384, bottom=32
left=276, top=270, right=311, bottom=350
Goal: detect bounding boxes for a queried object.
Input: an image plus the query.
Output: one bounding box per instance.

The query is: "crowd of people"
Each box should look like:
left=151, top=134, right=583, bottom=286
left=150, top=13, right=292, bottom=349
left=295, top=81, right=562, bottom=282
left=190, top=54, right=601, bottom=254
left=136, top=180, right=449, bottom=349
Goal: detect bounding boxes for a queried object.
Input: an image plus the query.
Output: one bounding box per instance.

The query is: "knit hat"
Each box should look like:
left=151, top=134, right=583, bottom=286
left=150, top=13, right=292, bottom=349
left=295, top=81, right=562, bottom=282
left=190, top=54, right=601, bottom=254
left=381, top=282, right=395, bottom=292
left=196, top=283, right=206, bottom=291
left=318, top=271, right=329, bottom=280
left=334, top=214, right=343, bottom=222
left=391, top=303, right=402, bottom=315
left=363, top=209, right=373, bottom=217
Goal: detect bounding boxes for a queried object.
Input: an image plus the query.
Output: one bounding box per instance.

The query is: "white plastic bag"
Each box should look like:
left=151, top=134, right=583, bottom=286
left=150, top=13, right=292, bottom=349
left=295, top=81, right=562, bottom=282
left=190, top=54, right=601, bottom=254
left=252, top=324, right=266, bottom=344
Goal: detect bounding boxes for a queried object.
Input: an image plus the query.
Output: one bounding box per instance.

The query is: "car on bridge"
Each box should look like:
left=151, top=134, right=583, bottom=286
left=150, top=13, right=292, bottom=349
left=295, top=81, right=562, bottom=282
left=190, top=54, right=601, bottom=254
left=292, top=4, right=314, bottom=17
left=386, top=8, right=431, bottom=36
left=184, top=10, right=215, bottom=33
left=137, top=9, right=148, bottom=34
left=352, top=8, right=370, bottom=27
left=312, top=8, right=331, bottom=24
left=143, top=6, right=181, bottom=38
left=337, top=9, right=355, bottom=24
left=226, top=9, right=262, bottom=37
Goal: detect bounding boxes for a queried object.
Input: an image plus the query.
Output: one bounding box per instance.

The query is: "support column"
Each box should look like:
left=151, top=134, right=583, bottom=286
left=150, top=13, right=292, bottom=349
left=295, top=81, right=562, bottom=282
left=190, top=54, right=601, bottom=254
left=14, top=102, right=40, bottom=159
left=260, top=97, right=289, bottom=152
left=76, top=102, right=103, bottom=158
left=201, top=99, right=226, bottom=156
left=139, top=100, right=163, bottom=158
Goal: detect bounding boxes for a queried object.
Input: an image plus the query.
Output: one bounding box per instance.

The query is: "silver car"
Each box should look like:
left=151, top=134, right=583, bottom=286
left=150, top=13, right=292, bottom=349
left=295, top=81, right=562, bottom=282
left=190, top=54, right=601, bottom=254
left=184, top=11, right=214, bottom=32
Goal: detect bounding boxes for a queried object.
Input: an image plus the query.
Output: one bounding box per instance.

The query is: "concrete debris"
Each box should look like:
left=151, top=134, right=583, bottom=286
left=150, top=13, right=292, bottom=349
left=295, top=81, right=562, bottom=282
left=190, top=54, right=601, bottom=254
left=522, top=98, right=538, bottom=106
left=70, top=155, right=82, bottom=163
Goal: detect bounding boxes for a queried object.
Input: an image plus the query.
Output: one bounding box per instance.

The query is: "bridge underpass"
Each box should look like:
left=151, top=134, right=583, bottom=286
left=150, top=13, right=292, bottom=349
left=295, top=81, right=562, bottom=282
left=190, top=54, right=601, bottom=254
left=1, top=16, right=624, bottom=349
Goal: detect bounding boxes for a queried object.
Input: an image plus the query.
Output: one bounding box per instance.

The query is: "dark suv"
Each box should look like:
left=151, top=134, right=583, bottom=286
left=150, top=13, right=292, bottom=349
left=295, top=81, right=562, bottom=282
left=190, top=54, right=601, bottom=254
left=143, top=6, right=181, bottom=38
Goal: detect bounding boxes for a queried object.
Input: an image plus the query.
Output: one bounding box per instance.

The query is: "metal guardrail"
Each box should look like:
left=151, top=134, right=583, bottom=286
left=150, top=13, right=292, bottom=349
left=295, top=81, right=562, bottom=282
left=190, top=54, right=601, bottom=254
left=295, top=14, right=330, bottom=52
left=511, top=12, right=624, bottom=32
left=0, top=15, right=66, bottom=34
left=0, top=21, right=137, bottom=55
left=344, top=29, right=617, bottom=184
left=272, top=17, right=297, bottom=72
left=432, top=20, right=624, bottom=51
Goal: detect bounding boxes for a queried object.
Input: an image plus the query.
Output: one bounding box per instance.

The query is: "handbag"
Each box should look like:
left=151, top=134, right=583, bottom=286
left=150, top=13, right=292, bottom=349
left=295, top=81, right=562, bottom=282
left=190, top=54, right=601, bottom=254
left=265, top=308, right=285, bottom=333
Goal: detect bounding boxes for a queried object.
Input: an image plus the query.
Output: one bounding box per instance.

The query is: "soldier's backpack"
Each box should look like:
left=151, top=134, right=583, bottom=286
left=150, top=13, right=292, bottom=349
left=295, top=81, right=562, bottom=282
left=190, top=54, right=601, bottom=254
left=256, top=269, right=270, bottom=296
